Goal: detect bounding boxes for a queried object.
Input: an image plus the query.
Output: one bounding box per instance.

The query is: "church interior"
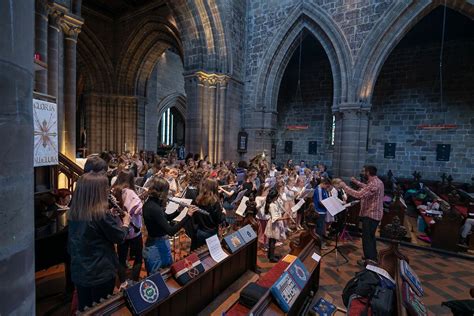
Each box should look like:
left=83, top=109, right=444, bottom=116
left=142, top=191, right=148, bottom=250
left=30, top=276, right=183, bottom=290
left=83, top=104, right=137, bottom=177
left=1, top=0, right=474, bottom=315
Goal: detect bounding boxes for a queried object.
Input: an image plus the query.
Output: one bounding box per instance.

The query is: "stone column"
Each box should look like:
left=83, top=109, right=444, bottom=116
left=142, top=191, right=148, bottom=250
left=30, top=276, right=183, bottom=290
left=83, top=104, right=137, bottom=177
left=48, top=7, right=63, bottom=149
left=216, top=79, right=228, bottom=162
left=333, top=103, right=370, bottom=178
left=61, top=15, right=82, bottom=159
left=0, top=0, right=35, bottom=314
left=35, top=0, right=49, bottom=93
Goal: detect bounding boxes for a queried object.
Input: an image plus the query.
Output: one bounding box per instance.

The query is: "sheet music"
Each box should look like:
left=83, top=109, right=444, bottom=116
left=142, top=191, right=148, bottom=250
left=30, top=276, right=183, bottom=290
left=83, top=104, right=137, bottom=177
left=232, top=189, right=248, bottom=206
left=206, top=234, right=229, bottom=263
left=173, top=208, right=188, bottom=222
left=235, top=196, right=249, bottom=217
left=291, top=199, right=305, bottom=213
left=311, top=252, right=321, bottom=263
left=366, top=264, right=395, bottom=284
left=321, top=196, right=346, bottom=216
left=165, top=198, right=192, bottom=214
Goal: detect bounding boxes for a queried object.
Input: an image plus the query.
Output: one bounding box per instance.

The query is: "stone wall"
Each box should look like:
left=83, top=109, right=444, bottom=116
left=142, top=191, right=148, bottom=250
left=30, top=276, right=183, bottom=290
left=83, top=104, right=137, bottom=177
left=241, top=0, right=398, bottom=160
left=368, top=40, right=474, bottom=182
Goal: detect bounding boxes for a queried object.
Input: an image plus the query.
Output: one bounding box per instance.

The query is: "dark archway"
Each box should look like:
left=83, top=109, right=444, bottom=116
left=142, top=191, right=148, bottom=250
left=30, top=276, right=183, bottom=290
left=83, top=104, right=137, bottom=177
left=368, top=6, right=474, bottom=182
left=275, top=33, right=334, bottom=167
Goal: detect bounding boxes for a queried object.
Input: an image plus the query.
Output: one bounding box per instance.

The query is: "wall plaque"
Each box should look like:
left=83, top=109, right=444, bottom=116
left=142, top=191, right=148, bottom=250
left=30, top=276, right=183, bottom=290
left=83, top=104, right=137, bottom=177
left=284, top=141, right=293, bottom=154
left=308, top=141, right=317, bottom=155
left=237, top=131, right=248, bottom=153
left=384, top=143, right=396, bottom=159
left=436, top=144, right=451, bottom=161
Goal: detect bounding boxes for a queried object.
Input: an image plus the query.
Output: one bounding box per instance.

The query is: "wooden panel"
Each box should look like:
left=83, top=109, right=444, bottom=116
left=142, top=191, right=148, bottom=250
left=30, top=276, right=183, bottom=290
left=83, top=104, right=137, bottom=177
left=83, top=236, right=257, bottom=316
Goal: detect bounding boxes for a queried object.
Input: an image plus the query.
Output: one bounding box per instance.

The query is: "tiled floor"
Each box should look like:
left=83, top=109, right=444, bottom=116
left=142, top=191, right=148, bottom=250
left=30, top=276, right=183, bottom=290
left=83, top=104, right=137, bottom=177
left=36, top=231, right=474, bottom=315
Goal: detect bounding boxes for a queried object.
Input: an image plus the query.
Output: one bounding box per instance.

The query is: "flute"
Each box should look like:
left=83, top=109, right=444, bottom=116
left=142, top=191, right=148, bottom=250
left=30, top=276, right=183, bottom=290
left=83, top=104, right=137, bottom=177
left=108, top=193, right=141, bottom=233
left=167, top=198, right=210, bottom=216
left=277, top=198, right=296, bottom=224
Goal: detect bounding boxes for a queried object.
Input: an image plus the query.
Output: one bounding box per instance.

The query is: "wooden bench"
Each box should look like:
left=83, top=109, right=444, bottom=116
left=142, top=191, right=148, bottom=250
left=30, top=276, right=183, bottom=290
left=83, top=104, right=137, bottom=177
left=223, top=230, right=322, bottom=316
left=379, top=241, right=425, bottom=316
left=81, top=232, right=258, bottom=316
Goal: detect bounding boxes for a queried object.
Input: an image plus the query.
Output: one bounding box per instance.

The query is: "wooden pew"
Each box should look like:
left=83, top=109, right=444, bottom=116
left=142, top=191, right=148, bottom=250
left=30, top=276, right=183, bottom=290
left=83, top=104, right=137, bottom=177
left=244, top=230, right=322, bottom=316
left=81, top=233, right=258, bottom=316
left=379, top=241, right=426, bottom=316
left=422, top=187, right=464, bottom=252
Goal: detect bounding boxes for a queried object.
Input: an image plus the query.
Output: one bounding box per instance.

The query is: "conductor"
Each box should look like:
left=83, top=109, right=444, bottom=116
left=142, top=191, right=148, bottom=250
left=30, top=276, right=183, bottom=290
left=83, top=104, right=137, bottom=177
left=334, top=165, right=384, bottom=267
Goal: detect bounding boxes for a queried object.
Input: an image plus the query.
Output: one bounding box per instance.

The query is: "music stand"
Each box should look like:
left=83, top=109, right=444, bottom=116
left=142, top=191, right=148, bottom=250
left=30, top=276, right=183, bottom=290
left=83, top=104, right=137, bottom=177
left=322, top=210, right=349, bottom=270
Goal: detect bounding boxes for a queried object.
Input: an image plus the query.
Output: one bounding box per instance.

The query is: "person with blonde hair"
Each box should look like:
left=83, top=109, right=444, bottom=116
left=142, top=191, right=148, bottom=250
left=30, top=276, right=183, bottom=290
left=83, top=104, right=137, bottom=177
left=68, top=172, right=131, bottom=311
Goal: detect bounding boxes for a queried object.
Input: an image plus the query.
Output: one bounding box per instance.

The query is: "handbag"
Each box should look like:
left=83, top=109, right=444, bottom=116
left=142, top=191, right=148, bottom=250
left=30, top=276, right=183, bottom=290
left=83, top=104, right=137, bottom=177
left=170, top=253, right=205, bottom=285
left=239, top=282, right=267, bottom=308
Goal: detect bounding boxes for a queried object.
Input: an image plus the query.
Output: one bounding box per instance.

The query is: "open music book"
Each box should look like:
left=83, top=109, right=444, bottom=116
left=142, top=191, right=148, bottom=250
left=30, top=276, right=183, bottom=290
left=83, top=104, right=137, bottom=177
left=291, top=199, right=305, bottom=213
left=167, top=198, right=192, bottom=222
left=235, top=196, right=249, bottom=217
left=321, top=196, right=356, bottom=216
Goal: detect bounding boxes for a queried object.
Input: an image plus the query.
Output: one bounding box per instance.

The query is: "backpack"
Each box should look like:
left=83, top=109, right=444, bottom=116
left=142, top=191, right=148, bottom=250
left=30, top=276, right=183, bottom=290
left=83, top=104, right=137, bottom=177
left=343, top=269, right=395, bottom=316
left=342, top=270, right=380, bottom=307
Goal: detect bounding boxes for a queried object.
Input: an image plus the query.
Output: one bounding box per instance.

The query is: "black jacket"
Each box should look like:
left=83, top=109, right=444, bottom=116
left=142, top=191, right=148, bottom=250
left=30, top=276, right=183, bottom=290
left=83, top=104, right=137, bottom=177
left=193, top=201, right=224, bottom=233
left=143, top=197, right=190, bottom=238
left=68, top=213, right=128, bottom=287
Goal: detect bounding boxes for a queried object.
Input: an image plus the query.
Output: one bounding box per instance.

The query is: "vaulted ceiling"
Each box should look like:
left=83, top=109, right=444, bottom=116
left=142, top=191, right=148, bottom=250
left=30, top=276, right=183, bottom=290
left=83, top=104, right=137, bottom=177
left=82, top=0, right=164, bottom=17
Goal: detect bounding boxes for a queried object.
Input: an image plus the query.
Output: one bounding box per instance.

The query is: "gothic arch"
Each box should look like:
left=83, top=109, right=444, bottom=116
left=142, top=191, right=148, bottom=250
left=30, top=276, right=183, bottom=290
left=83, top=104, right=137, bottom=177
left=352, top=0, right=474, bottom=105
left=77, top=25, right=114, bottom=93
left=253, top=2, right=352, bottom=113
left=166, top=0, right=231, bottom=74
left=116, top=16, right=182, bottom=96
left=157, top=92, right=187, bottom=120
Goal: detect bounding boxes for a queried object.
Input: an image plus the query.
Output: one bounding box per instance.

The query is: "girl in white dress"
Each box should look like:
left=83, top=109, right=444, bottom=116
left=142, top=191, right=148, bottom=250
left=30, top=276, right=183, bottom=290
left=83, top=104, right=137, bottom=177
left=265, top=188, right=287, bottom=262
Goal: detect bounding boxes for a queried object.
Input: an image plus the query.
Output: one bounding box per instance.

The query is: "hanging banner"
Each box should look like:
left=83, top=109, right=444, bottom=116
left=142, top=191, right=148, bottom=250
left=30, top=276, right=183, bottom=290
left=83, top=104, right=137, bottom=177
left=33, top=99, right=58, bottom=167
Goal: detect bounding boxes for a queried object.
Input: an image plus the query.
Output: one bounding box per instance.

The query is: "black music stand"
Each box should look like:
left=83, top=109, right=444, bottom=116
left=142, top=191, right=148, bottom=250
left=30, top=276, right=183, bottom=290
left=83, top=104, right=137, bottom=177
left=322, top=210, right=349, bottom=270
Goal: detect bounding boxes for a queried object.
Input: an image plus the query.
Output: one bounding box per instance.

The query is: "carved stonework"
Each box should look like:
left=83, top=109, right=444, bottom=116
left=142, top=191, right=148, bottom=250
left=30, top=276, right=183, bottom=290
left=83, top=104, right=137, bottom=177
left=48, top=7, right=65, bottom=30
left=381, top=216, right=407, bottom=240
left=195, top=71, right=229, bottom=87
left=60, top=16, right=82, bottom=41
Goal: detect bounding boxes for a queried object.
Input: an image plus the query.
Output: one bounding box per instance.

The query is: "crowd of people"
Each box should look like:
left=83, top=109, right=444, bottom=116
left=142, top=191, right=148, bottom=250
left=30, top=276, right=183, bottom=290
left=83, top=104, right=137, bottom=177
left=67, top=149, right=384, bottom=311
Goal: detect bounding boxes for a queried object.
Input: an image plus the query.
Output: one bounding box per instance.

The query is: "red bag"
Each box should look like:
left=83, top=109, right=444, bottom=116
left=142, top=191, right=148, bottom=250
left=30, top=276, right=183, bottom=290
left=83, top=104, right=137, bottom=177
left=347, top=295, right=372, bottom=316
left=170, top=253, right=205, bottom=285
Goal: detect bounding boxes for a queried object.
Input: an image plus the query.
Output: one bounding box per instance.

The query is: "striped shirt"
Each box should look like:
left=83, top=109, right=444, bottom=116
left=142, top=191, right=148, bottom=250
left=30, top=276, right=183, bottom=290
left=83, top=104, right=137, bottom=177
left=342, top=177, right=384, bottom=221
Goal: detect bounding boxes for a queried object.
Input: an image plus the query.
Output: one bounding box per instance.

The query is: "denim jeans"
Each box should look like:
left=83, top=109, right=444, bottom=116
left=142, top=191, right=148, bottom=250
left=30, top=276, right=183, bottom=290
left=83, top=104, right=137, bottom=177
left=315, top=214, right=326, bottom=238
left=361, top=217, right=379, bottom=261
left=143, top=237, right=172, bottom=275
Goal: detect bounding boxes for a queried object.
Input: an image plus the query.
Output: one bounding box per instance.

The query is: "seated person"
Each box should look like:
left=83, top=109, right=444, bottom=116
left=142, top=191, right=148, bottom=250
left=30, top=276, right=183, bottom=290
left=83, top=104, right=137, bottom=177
left=460, top=211, right=474, bottom=246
